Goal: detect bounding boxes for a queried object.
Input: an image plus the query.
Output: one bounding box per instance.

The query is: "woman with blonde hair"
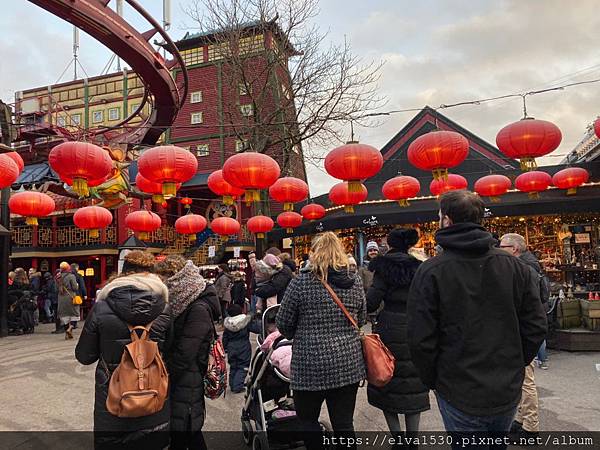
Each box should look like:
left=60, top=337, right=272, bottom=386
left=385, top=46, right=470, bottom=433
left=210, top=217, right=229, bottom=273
left=276, top=232, right=366, bottom=449
left=75, top=250, right=171, bottom=449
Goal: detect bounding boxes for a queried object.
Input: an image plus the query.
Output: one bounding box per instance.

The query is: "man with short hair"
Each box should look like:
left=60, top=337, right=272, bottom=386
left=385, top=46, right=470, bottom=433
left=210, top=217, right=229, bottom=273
left=499, top=233, right=546, bottom=440
left=408, top=191, right=546, bottom=449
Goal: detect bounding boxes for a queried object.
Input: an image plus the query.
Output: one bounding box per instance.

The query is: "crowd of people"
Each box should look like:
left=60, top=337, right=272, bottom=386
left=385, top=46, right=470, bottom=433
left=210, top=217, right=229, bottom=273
left=7, top=262, right=87, bottom=338
left=9, top=189, right=551, bottom=449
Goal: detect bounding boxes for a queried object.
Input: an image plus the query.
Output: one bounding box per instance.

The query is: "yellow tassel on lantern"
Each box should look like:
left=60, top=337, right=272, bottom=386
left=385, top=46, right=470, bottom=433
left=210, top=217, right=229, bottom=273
left=257, top=233, right=265, bottom=239
left=72, top=177, right=90, bottom=197
left=528, top=192, right=539, bottom=200
left=347, top=181, right=362, bottom=193
left=25, top=216, right=38, bottom=226
left=139, top=232, right=149, bottom=240
left=223, top=195, right=234, bottom=206
left=189, top=234, right=197, bottom=243
left=432, top=168, right=449, bottom=181
left=567, top=188, right=577, bottom=195
left=520, top=158, right=537, bottom=171
left=162, top=182, right=177, bottom=198
left=152, top=194, right=164, bottom=204
left=286, top=228, right=293, bottom=233
left=398, top=199, right=409, bottom=207
left=284, top=202, right=293, bottom=211
left=490, top=196, right=501, bottom=203
left=244, top=190, right=261, bottom=204
left=89, top=229, right=100, bottom=239
left=344, top=205, right=355, bottom=214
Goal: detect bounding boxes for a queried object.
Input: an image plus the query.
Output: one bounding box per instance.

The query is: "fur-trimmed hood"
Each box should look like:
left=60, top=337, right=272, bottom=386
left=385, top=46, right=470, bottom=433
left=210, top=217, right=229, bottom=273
left=95, top=273, right=168, bottom=326
left=368, top=251, right=421, bottom=287
left=224, top=313, right=252, bottom=332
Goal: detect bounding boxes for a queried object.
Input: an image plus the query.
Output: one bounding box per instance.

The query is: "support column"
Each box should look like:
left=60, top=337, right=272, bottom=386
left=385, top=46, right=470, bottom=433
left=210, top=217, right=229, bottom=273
left=0, top=188, right=10, bottom=337
left=100, top=256, right=107, bottom=286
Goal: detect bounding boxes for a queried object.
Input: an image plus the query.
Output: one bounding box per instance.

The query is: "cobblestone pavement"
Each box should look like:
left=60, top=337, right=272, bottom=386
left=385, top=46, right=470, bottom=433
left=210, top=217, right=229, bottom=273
left=0, top=323, right=598, bottom=435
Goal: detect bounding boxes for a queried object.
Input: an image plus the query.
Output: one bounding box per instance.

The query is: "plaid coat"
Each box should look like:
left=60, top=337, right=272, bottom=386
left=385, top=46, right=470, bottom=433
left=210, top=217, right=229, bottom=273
left=276, top=268, right=367, bottom=391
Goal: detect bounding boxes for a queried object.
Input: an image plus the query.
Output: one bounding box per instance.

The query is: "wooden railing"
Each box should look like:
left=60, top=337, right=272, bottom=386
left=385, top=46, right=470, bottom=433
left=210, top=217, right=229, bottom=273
left=12, top=226, right=118, bottom=248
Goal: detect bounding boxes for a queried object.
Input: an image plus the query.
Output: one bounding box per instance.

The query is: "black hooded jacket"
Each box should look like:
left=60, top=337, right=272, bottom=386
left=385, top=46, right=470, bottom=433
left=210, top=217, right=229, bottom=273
left=366, top=251, right=430, bottom=414
left=167, top=285, right=220, bottom=433
left=254, top=264, right=294, bottom=304
left=75, top=274, right=171, bottom=448
left=407, top=223, right=547, bottom=417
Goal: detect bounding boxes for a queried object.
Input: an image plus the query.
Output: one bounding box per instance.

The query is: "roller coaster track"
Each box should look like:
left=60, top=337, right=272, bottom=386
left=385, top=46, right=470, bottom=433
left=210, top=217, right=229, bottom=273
left=26, top=0, right=188, bottom=146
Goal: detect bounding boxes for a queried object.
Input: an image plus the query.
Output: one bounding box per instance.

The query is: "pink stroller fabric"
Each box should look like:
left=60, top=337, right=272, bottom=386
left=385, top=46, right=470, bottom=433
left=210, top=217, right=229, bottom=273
left=260, top=330, right=292, bottom=377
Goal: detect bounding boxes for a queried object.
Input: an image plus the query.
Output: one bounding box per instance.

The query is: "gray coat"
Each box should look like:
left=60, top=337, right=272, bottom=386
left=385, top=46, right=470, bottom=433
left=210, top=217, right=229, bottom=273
left=57, top=271, right=80, bottom=320
left=276, top=268, right=366, bottom=391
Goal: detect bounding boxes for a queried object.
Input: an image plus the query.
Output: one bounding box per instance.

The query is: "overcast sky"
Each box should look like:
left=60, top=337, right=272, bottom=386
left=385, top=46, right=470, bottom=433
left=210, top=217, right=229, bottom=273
left=2, top=1, right=600, bottom=196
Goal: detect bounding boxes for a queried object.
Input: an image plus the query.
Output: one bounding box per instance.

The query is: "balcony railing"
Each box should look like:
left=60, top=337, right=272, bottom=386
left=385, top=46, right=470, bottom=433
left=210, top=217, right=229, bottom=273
left=12, top=226, right=117, bottom=248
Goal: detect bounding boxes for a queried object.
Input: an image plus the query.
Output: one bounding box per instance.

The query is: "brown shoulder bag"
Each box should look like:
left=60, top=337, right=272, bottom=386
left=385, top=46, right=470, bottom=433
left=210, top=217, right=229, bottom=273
left=321, top=279, right=395, bottom=388
left=105, top=323, right=169, bottom=418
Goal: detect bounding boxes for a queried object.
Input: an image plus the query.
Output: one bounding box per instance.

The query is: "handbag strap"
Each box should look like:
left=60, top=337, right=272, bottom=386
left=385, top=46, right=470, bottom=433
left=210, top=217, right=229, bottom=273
left=319, top=279, right=359, bottom=330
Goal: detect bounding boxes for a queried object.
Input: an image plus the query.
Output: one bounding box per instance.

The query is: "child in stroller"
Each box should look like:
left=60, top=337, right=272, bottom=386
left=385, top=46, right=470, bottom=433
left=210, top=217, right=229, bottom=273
left=241, top=305, right=329, bottom=450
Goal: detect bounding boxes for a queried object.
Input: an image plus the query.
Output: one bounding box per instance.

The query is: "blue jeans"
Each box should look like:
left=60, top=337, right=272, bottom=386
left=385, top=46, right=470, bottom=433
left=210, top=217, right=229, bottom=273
left=436, top=393, right=516, bottom=450
left=537, top=340, right=547, bottom=363
left=250, top=295, right=258, bottom=314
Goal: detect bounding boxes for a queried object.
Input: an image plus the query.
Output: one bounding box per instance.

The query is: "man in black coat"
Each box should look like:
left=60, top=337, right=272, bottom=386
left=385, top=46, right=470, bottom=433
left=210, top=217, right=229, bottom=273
left=407, top=191, right=546, bottom=448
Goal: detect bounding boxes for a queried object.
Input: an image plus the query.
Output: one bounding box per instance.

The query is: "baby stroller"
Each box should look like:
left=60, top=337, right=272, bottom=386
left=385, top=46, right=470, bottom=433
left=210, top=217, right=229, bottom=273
left=241, top=305, right=329, bottom=450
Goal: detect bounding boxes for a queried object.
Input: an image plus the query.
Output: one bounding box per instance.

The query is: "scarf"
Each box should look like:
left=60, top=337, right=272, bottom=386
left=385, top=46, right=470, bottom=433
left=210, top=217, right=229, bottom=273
left=166, top=260, right=207, bottom=318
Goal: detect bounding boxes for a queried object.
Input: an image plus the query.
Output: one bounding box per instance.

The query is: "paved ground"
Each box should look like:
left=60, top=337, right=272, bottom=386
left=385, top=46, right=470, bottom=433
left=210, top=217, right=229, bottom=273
left=0, top=323, right=599, bottom=436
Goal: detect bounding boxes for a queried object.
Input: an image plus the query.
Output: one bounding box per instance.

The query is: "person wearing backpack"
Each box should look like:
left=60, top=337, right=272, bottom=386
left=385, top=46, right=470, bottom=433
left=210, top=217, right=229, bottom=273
left=499, top=233, right=548, bottom=441
left=75, top=251, right=171, bottom=450
left=154, top=255, right=220, bottom=450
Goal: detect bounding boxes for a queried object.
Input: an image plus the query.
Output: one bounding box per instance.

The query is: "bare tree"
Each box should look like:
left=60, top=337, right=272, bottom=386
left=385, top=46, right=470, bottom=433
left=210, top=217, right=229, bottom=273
left=183, top=0, right=384, bottom=173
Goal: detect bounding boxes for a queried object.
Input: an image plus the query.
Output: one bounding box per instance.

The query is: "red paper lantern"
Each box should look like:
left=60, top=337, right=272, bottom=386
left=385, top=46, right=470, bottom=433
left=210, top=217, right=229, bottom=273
left=269, top=177, right=309, bottom=211
left=552, top=167, right=589, bottom=195
left=9, top=191, right=55, bottom=226
left=429, top=174, right=468, bottom=197
left=329, top=182, right=368, bottom=214
left=277, top=211, right=303, bottom=234
left=207, top=170, right=245, bottom=206
left=49, top=141, right=113, bottom=197
left=136, top=173, right=181, bottom=204
left=496, top=118, right=562, bottom=171
left=594, top=118, right=600, bottom=139
left=5, top=152, right=24, bottom=174
left=180, top=197, right=193, bottom=209
left=474, top=175, right=512, bottom=202
left=175, top=214, right=207, bottom=242
left=138, top=145, right=198, bottom=198
left=247, top=215, right=275, bottom=239
left=211, top=217, right=241, bottom=237
left=325, top=142, right=383, bottom=192
left=73, top=206, right=113, bottom=238
left=223, top=153, right=280, bottom=203
left=515, top=171, right=552, bottom=199
left=301, top=203, right=326, bottom=221
left=125, top=210, right=162, bottom=240
left=408, top=131, right=469, bottom=180
left=0, top=154, right=19, bottom=189
left=382, top=175, right=420, bottom=207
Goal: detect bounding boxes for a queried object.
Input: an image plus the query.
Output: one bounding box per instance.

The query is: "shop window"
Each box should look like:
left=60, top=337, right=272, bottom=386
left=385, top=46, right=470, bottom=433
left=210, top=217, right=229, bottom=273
left=131, top=103, right=140, bottom=114
left=71, top=114, right=82, bottom=126
left=92, top=110, right=104, bottom=123
left=57, top=116, right=66, bottom=127
left=235, top=139, right=249, bottom=152
left=191, top=112, right=203, bottom=124
left=240, top=104, right=253, bottom=117
left=108, top=107, right=120, bottom=121
left=190, top=91, right=203, bottom=103
left=196, top=144, right=209, bottom=157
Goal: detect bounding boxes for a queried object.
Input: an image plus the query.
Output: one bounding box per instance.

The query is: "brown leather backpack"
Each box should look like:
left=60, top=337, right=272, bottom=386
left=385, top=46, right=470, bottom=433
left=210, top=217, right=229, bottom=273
left=105, top=323, right=169, bottom=418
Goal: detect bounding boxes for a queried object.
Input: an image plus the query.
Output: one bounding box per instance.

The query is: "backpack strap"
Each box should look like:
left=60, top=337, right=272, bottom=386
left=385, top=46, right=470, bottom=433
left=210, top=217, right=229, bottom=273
left=127, top=322, right=154, bottom=341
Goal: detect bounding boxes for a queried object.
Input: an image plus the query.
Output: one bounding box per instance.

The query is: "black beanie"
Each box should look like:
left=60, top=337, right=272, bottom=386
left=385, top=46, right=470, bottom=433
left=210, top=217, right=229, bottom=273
left=227, top=304, right=243, bottom=317
left=387, top=228, right=419, bottom=253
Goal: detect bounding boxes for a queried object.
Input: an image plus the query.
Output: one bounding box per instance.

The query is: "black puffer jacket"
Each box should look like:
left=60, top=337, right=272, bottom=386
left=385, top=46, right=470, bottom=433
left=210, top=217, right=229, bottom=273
left=167, top=285, right=220, bottom=433
left=254, top=264, right=294, bottom=304
left=408, top=223, right=547, bottom=417
left=75, top=273, right=171, bottom=449
left=366, top=251, right=430, bottom=414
